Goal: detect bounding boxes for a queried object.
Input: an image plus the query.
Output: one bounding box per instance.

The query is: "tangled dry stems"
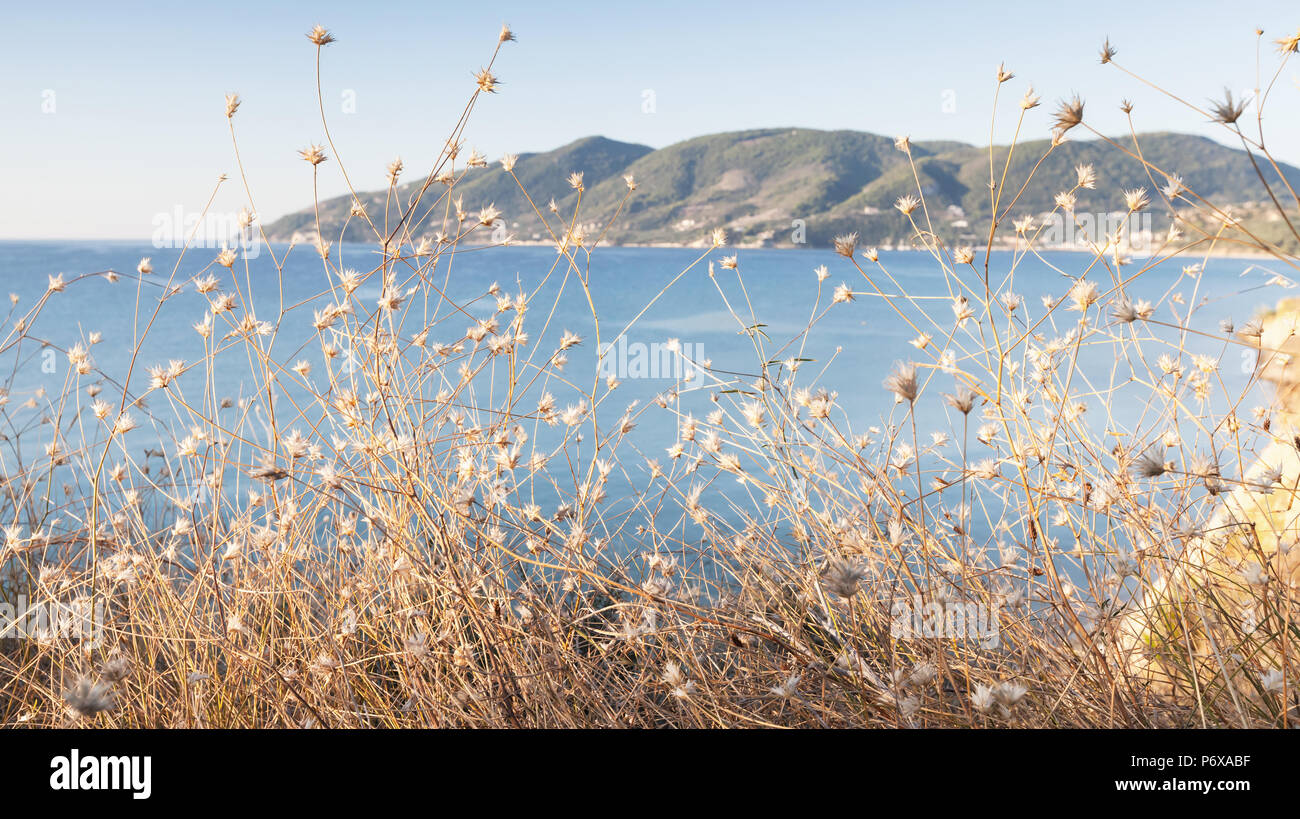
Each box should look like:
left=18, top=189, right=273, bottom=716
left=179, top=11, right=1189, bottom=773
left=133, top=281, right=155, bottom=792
left=3, top=24, right=1300, bottom=728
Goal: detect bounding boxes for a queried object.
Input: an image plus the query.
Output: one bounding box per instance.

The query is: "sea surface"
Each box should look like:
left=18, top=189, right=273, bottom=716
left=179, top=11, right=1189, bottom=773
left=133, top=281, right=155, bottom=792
left=0, top=240, right=1289, bottom=553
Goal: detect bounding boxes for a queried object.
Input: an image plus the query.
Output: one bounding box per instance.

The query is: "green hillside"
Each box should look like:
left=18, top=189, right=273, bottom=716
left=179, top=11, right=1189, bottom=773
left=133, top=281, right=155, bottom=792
left=264, top=129, right=1300, bottom=251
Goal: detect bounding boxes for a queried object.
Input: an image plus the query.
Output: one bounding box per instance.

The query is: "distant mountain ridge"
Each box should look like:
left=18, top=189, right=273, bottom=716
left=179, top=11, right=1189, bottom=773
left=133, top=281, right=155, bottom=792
left=263, top=129, right=1300, bottom=249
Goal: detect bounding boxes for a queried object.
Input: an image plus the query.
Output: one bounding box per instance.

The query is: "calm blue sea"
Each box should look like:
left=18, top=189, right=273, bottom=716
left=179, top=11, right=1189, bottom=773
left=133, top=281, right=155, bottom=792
left=0, top=240, right=1286, bottom=556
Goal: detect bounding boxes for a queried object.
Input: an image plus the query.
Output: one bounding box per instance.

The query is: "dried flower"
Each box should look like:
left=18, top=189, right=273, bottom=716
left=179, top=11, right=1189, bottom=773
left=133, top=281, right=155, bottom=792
left=307, top=24, right=336, bottom=46
left=63, top=676, right=114, bottom=718
left=1067, top=279, right=1099, bottom=311
left=1099, top=38, right=1117, bottom=64
left=474, top=68, right=499, bottom=93
left=1241, top=562, right=1267, bottom=586
left=1131, top=446, right=1168, bottom=479
left=944, top=385, right=976, bottom=415
left=1053, top=96, right=1084, bottom=134
left=1122, top=187, right=1149, bottom=212
left=993, top=681, right=1028, bottom=709
left=769, top=674, right=801, bottom=700
left=299, top=144, right=328, bottom=166
left=973, top=684, right=997, bottom=714
left=883, top=362, right=919, bottom=403
left=1260, top=668, right=1285, bottom=693
left=1276, top=28, right=1300, bottom=55
left=823, top=559, right=866, bottom=599
left=1210, top=88, right=1249, bottom=125
left=1075, top=164, right=1096, bottom=189
left=99, top=655, right=132, bottom=684
left=833, top=232, right=858, bottom=258
left=1111, top=299, right=1139, bottom=324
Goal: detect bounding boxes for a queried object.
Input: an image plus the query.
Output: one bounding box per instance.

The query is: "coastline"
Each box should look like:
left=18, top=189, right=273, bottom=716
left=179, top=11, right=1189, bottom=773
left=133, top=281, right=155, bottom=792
left=263, top=232, right=1297, bottom=262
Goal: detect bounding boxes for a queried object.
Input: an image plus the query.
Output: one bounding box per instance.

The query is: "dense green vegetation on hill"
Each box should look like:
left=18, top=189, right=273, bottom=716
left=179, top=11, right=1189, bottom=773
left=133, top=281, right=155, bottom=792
left=264, top=129, right=1300, bottom=250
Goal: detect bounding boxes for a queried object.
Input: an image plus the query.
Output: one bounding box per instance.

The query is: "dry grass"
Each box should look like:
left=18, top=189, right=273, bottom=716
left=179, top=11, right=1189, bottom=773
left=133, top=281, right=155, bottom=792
left=2, top=24, right=1300, bottom=728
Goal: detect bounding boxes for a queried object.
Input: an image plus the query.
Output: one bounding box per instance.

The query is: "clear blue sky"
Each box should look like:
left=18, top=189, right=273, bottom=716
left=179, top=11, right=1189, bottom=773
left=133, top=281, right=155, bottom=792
left=1, top=0, right=1297, bottom=238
